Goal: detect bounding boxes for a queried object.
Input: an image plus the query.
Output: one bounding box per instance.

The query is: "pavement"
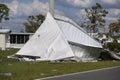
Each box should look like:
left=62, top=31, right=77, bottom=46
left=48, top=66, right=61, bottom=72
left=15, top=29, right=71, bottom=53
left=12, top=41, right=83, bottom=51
left=35, top=66, right=120, bottom=80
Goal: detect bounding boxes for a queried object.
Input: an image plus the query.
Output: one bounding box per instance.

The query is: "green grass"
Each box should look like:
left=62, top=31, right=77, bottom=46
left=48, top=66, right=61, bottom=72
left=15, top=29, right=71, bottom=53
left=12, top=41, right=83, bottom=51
left=0, top=49, right=120, bottom=80
left=0, top=48, right=19, bottom=59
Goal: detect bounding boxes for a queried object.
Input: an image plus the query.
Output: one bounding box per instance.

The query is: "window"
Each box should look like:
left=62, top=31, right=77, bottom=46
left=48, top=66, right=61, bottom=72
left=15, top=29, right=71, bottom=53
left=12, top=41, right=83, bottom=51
left=10, top=34, right=30, bottom=44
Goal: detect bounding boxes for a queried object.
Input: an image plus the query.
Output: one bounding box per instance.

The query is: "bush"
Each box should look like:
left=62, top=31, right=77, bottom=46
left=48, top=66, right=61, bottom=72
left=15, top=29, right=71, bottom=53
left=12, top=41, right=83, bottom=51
left=106, top=42, right=120, bottom=52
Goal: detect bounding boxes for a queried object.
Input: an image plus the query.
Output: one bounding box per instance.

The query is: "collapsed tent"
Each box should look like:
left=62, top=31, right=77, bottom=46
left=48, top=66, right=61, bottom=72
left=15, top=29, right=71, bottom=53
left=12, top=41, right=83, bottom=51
left=55, top=15, right=102, bottom=61
left=16, top=12, right=74, bottom=61
left=15, top=12, right=102, bottom=61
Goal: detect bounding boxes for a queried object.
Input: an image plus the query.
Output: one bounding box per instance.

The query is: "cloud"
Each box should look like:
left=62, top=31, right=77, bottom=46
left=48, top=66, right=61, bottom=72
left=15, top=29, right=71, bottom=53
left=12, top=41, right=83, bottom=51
left=75, top=9, right=86, bottom=17
left=2, top=0, right=64, bottom=32
left=106, top=17, right=118, bottom=22
left=101, top=0, right=119, bottom=5
left=58, top=0, right=120, bottom=9
left=7, top=0, right=18, bottom=15
left=66, top=0, right=92, bottom=7
left=3, top=0, right=50, bottom=32
left=105, top=8, right=120, bottom=23
left=6, top=0, right=49, bottom=17
left=100, top=0, right=120, bottom=8
left=109, top=8, right=120, bottom=16
left=6, top=0, right=64, bottom=17
left=57, top=0, right=94, bottom=8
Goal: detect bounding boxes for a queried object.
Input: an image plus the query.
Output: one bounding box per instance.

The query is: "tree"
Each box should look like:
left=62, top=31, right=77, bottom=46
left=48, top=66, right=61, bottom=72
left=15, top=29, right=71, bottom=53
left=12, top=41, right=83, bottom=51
left=109, top=19, right=120, bottom=36
left=108, top=19, right=120, bottom=43
left=24, top=14, right=45, bottom=33
left=0, top=3, right=9, bottom=28
left=84, top=3, right=108, bottom=33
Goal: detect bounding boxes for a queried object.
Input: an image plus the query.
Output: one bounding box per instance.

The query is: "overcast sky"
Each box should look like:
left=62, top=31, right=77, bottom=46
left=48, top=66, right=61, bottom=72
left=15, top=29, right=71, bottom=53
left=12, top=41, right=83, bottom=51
left=1, top=0, right=120, bottom=32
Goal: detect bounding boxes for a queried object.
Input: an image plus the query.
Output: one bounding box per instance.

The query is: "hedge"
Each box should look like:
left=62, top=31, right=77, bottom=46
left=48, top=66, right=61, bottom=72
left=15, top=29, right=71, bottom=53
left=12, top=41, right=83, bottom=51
left=106, top=42, right=120, bottom=52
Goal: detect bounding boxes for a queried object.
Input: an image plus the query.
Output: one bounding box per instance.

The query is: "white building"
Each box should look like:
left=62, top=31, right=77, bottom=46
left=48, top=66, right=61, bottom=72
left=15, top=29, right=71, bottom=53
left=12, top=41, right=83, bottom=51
left=7, top=33, right=33, bottom=48
left=0, top=29, right=10, bottom=50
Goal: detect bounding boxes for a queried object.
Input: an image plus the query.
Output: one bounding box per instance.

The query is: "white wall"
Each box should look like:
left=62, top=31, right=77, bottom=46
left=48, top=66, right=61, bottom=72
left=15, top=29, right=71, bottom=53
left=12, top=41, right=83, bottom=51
left=0, top=34, right=6, bottom=50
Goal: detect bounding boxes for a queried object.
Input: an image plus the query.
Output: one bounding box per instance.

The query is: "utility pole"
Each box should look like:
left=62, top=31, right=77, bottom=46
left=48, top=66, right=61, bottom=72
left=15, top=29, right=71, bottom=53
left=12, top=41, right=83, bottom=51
left=49, top=0, right=54, bottom=17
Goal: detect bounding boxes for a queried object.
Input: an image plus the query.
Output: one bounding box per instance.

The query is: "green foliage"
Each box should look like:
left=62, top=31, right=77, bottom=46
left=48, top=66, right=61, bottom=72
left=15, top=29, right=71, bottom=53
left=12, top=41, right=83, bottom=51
left=106, top=42, right=120, bottom=52
left=0, top=48, right=19, bottom=60
left=24, top=14, right=45, bottom=33
left=0, top=3, right=9, bottom=23
left=84, top=3, right=108, bottom=33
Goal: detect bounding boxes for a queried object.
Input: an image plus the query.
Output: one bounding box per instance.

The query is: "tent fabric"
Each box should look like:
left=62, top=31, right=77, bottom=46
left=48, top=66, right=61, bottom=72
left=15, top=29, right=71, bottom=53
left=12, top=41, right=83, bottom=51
left=16, top=12, right=102, bottom=61
left=55, top=15, right=102, bottom=48
left=70, top=43, right=101, bottom=61
left=16, top=12, right=74, bottom=61
left=54, top=15, right=102, bottom=61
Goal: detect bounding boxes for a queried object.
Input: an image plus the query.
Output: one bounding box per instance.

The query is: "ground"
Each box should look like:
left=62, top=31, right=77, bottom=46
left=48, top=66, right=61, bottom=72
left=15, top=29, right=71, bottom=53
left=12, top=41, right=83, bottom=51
left=0, top=49, right=120, bottom=80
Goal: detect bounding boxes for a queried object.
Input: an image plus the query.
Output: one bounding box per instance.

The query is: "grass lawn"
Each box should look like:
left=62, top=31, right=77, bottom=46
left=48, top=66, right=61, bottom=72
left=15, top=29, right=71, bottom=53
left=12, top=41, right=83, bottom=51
left=0, top=49, right=120, bottom=80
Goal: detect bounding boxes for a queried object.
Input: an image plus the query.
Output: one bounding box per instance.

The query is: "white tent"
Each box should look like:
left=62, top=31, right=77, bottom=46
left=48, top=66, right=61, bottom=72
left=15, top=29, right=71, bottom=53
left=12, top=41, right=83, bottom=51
left=15, top=12, right=102, bottom=61
left=16, top=12, right=74, bottom=61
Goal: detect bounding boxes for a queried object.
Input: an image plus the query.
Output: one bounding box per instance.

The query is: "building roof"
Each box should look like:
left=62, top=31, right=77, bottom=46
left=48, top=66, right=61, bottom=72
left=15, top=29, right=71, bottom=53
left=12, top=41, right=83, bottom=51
left=0, top=29, right=11, bottom=34
left=10, top=33, right=34, bottom=35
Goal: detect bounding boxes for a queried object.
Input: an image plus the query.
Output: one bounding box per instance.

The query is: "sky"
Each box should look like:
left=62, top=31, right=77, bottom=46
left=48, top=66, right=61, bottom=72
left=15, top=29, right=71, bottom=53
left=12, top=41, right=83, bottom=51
left=0, top=0, right=120, bottom=32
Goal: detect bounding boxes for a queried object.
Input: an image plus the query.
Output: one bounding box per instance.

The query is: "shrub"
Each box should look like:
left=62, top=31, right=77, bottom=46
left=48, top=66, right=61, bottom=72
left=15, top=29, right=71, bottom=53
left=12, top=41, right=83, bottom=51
left=106, top=42, right=120, bottom=52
